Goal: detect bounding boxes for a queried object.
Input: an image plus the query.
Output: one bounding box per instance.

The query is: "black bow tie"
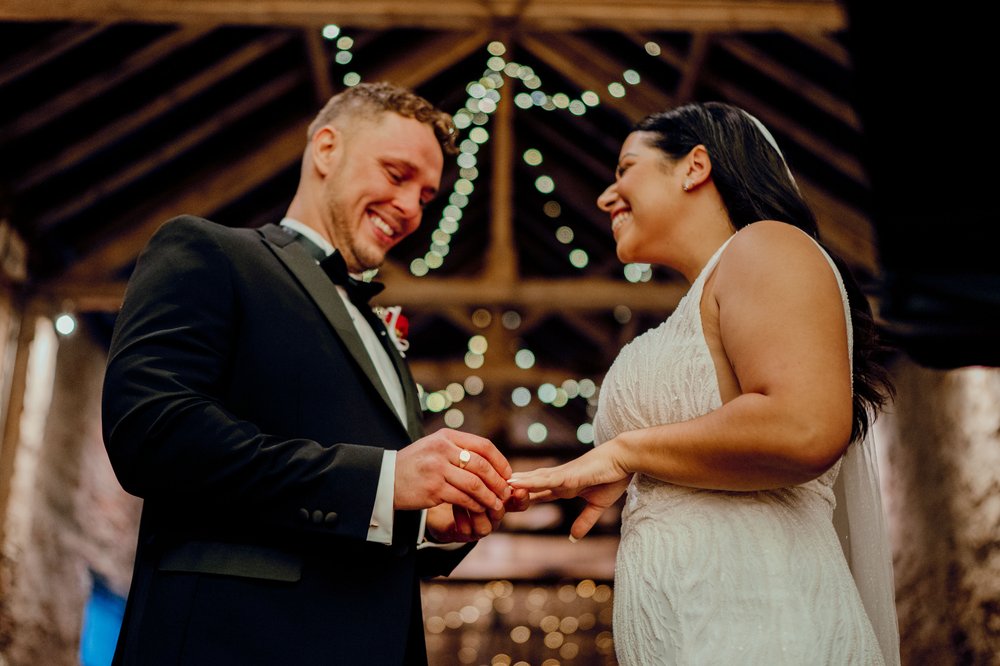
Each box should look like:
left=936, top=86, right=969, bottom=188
left=285, top=228, right=385, bottom=305
left=320, top=251, right=385, bottom=306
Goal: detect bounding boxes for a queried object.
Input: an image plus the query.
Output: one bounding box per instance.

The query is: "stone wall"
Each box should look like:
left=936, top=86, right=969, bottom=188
left=878, top=357, right=1000, bottom=664
left=0, top=318, right=141, bottom=666
left=1, top=317, right=998, bottom=664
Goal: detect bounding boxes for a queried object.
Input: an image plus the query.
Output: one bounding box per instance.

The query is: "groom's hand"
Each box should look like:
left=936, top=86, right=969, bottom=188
left=394, top=429, right=512, bottom=513
left=425, top=487, right=531, bottom=543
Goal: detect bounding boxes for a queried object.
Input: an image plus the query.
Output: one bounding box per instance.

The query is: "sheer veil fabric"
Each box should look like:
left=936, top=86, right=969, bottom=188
left=833, top=437, right=901, bottom=665
left=818, top=239, right=900, bottom=666
left=745, top=110, right=899, bottom=663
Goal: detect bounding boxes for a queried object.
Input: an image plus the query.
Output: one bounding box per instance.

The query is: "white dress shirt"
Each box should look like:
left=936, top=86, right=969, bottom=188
left=280, top=218, right=456, bottom=550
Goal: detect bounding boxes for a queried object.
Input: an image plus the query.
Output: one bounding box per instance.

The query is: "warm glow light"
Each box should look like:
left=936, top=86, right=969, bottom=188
left=426, top=392, right=447, bottom=412
left=535, top=175, right=555, bottom=194
left=54, top=313, right=76, bottom=336
left=510, top=626, right=531, bottom=644
left=464, top=375, right=485, bottom=395
left=523, top=148, right=543, bottom=166
left=501, top=311, right=521, bottom=330
left=527, top=423, right=547, bottom=443
left=444, top=407, right=465, bottom=429
left=468, top=335, right=488, bottom=354
left=441, top=384, right=462, bottom=403
left=614, top=304, right=632, bottom=324
left=551, top=388, right=569, bottom=408
left=410, top=258, right=429, bottom=276
left=469, top=127, right=490, bottom=144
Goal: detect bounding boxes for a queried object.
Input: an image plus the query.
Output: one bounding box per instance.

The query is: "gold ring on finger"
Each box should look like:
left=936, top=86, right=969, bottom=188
left=458, top=449, right=472, bottom=470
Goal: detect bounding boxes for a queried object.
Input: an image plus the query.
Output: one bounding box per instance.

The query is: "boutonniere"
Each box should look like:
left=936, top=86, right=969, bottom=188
left=376, top=305, right=409, bottom=356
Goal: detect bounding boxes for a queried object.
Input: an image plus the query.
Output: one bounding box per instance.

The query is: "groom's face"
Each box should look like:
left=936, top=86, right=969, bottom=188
left=320, top=111, right=444, bottom=273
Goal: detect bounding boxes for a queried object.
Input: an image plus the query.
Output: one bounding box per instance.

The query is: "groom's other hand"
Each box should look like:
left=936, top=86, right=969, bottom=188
left=425, top=485, right=531, bottom=542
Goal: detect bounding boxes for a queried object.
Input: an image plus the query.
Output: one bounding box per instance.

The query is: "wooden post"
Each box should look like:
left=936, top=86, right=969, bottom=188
left=0, top=299, right=37, bottom=553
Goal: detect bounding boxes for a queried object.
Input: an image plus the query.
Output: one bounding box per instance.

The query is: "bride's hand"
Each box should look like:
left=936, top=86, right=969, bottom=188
left=508, top=444, right=631, bottom=541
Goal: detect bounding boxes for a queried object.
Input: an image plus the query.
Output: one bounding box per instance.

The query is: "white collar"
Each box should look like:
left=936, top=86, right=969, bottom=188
left=279, top=217, right=334, bottom=257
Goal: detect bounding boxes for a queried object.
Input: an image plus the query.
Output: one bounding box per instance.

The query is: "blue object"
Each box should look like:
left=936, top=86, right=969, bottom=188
left=79, top=573, right=125, bottom=666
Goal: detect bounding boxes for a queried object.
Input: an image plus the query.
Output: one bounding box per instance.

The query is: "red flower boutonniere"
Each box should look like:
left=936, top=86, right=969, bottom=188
left=377, top=305, right=410, bottom=356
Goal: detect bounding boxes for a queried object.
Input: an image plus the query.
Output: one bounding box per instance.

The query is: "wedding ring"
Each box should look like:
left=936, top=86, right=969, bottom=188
left=458, top=449, right=472, bottom=470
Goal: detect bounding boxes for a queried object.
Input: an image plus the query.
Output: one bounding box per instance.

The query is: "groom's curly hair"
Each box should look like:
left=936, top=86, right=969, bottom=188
left=307, top=81, right=458, bottom=156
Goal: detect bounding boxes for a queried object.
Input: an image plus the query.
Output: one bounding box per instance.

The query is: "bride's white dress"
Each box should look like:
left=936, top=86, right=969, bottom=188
left=593, top=236, right=886, bottom=665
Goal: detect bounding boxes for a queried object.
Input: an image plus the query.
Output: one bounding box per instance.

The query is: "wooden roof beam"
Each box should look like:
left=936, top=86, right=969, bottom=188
left=0, top=1, right=846, bottom=32
left=302, top=28, right=334, bottom=104
left=0, top=25, right=213, bottom=142
left=715, top=35, right=861, bottom=131
left=14, top=31, right=295, bottom=192
left=652, top=39, right=868, bottom=187
left=36, top=276, right=688, bottom=314
left=675, top=32, right=712, bottom=104
left=48, top=29, right=490, bottom=283
left=34, top=69, right=306, bottom=232
left=0, top=23, right=108, bottom=87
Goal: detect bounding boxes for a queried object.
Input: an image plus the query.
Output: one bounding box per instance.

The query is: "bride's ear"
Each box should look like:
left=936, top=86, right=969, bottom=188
left=683, top=145, right=712, bottom=189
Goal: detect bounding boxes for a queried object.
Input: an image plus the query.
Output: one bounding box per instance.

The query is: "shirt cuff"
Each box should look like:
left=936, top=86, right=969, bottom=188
left=366, top=450, right=396, bottom=545
left=416, top=508, right=465, bottom=551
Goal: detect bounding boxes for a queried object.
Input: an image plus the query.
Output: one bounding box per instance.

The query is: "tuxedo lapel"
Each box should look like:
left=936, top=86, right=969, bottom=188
left=257, top=224, right=408, bottom=432
left=383, top=339, right=423, bottom=440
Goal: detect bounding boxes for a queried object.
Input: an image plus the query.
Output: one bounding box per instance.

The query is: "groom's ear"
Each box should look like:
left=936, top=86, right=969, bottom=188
left=310, top=125, right=341, bottom=177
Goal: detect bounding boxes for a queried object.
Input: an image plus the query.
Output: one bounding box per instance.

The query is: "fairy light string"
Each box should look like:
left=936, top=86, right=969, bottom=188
left=322, top=27, right=665, bottom=441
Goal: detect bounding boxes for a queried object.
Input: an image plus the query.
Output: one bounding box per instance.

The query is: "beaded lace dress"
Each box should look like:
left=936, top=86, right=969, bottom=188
left=593, top=235, right=887, bottom=665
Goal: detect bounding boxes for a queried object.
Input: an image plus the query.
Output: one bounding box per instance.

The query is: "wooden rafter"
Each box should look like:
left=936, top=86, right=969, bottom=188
left=34, top=69, right=306, bottom=231
left=14, top=32, right=296, bottom=192
left=715, top=35, right=860, bottom=131
left=0, top=23, right=108, bottom=87
left=0, top=1, right=846, bottom=32
left=48, top=28, right=490, bottom=283
left=0, top=25, right=213, bottom=143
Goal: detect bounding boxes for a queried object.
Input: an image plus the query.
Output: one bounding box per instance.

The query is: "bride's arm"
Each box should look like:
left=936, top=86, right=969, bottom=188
left=511, top=222, right=855, bottom=498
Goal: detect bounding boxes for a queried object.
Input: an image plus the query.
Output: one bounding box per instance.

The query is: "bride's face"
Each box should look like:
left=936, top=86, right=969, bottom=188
left=597, top=131, right=685, bottom=264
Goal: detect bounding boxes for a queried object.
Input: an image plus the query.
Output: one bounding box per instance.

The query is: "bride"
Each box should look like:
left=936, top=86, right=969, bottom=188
left=509, top=102, right=899, bottom=665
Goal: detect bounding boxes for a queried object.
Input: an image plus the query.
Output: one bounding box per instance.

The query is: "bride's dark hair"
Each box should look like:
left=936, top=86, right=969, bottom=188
left=634, top=102, right=893, bottom=443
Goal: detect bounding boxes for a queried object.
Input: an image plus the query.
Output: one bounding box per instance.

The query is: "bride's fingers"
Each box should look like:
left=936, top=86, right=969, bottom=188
left=507, top=469, right=558, bottom=490
left=528, top=489, right=556, bottom=503
left=569, top=504, right=605, bottom=541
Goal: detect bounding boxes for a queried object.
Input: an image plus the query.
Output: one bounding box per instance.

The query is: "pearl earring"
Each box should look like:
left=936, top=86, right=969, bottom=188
left=682, top=179, right=693, bottom=191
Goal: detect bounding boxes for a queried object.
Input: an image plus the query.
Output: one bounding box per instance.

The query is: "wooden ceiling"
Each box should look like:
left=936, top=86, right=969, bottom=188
left=0, top=1, right=889, bottom=570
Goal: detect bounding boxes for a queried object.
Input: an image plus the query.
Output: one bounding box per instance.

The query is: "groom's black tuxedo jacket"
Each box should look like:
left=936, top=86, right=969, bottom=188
left=102, top=216, right=468, bottom=665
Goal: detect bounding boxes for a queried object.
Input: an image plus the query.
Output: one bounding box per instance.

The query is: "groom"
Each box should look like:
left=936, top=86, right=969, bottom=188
left=102, top=82, right=522, bottom=665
